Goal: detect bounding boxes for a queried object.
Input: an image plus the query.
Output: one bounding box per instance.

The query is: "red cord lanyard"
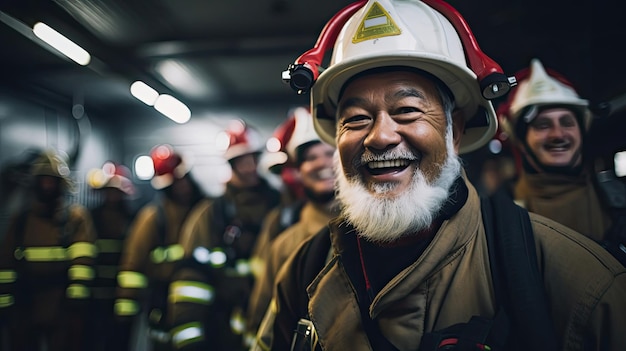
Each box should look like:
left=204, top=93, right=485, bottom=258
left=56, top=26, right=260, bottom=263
left=356, top=235, right=375, bottom=301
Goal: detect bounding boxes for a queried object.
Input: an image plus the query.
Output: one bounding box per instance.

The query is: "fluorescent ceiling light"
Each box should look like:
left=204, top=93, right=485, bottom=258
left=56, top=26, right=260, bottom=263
left=155, top=60, right=215, bottom=98
left=130, top=81, right=159, bottom=106
left=154, top=94, right=191, bottom=124
left=615, top=151, right=626, bottom=177
left=32, top=22, right=91, bottom=66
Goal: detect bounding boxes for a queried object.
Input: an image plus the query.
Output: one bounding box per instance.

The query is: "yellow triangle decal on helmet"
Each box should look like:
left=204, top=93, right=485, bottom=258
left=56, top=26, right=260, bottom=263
left=352, top=2, right=402, bottom=44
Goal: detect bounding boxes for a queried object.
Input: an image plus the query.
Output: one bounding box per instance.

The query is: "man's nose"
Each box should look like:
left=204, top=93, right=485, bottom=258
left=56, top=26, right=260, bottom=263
left=547, top=125, right=566, bottom=139
left=364, top=113, right=401, bottom=150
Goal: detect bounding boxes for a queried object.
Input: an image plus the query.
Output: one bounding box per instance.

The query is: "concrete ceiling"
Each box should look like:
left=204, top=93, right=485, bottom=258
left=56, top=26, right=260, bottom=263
left=0, top=0, right=624, bottom=126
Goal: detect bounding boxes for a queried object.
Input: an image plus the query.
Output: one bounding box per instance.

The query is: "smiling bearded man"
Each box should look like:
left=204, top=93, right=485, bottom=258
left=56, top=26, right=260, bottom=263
left=334, top=83, right=461, bottom=243
left=257, top=1, right=626, bottom=349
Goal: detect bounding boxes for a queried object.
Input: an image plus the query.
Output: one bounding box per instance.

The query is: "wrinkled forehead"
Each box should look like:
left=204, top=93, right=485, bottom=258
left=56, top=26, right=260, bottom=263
left=338, top=66, right=453, bottom=105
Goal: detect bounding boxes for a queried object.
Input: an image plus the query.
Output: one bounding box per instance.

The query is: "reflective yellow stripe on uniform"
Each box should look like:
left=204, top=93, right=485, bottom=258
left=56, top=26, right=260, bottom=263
left=66, top=283, right=90, bottom=299
left=209, top=247, right=227, bottom=267
left=117, top=271, right=148, bottom=288
left=168, top=280, right=214, bottom=305
left=166, top=244, right=184, bottom=261
left=230, top=307, right=246, bottom=335
left=114, top=298, right=139, bottom=316
left=0, top=294, right=14, bottom=308
left=235, top=259, right=252, bottom=276
left=226, top=259, right=252, bottom=277
left=22, top=246, right=67, bottom=261
left=67, top=242, right=97, bottom=259
left=68, top=264, right=95, bottom=281
left=171, top=322, right=204, bottom=349
left=95, top=239, right=123, bottom=253
left=151, top=244, right=185, bottom=263
left=0, top=270, right=17, bottom=283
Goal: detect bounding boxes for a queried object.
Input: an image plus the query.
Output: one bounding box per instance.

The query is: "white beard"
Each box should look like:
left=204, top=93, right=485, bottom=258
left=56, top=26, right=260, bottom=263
left=335, top=130, right=461, bottom=243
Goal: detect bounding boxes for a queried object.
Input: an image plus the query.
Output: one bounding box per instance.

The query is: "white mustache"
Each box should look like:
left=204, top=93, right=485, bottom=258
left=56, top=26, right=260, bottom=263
left=356, top=148, right=421, bottom=167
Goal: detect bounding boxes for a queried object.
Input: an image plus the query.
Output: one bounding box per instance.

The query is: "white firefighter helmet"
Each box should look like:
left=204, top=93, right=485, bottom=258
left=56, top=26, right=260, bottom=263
left=500, top=58, right=591, bottom=142
left=87, top=161, right=135, bottom=195
left=31, top=149, right=75, bottom=191
left=262, top=115, right=296, bottom=174
left=221, top=121, right=264, bottom=161
left=285, top=106, right=322, bottom=162
left=311, top=0, right=498, bottom=154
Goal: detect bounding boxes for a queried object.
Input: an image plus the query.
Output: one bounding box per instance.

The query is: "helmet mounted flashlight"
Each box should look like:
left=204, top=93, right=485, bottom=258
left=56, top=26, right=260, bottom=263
left=282, top=0, right=516, bottom=99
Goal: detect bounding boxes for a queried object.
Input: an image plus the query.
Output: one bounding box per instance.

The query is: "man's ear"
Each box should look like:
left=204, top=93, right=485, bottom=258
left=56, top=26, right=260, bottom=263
left=451, top=110, right=465, bottom=153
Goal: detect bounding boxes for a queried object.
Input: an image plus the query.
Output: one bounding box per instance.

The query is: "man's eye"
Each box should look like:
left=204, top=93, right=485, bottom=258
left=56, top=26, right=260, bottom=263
left=532, top=122, right=550, bottom=129
left=342, top=115, right=369, bottom=125
left=396, top=106, right=419, bottom=114
left=561, top=119, right=577, bottom=127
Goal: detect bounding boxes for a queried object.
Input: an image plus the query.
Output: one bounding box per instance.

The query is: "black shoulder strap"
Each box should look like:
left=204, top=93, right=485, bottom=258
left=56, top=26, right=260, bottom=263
left=481, top=189, right=558, bottom=351
left=594, top=168, right=626, bottom=266
left=296, top=226, right=331, bottom=319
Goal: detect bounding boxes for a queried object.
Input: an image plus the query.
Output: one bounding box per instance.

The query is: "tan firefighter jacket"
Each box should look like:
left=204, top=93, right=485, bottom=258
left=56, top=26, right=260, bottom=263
left=114, top=195, right=194, bottom=328
left=514, top=169, right=612, bottom=242
left=0, top=200, right=97, bottom=325
left=246, top=201, right=336, bottom=339
left=264, top=177, right=626, bottom=351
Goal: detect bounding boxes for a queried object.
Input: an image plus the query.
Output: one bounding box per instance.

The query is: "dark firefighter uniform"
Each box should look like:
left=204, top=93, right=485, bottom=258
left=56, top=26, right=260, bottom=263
left=166, top=217, right=217, bottom=350
left=86, top=162, right=137, bottom=351
left=115, top=144, right=204, bottom=351
left=175, top=178, right=280, bottom=351
left=114, top=194, right=193, bottom=349
left=0, top=150, right=97, bottom=351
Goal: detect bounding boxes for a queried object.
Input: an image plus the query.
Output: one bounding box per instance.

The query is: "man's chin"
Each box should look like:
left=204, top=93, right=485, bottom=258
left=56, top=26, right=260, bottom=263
left=366, top=181, right=401, bottom=196
left=540, top=157, right=575, bottom=168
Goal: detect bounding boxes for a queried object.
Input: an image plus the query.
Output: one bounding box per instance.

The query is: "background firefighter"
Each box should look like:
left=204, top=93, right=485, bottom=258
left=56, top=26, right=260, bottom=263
left=498, top=58, right=626, bottom=265
left=114, top=144, right=206, bottom=351
left=0, top=149, right=97, bottom=351
left=177, top=121, right=281, bottom=351
left=85, top=161, right=137, bottom=351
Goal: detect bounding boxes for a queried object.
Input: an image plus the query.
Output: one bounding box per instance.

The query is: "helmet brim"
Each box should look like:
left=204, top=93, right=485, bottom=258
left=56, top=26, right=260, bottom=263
left=311, top=53, right=497, bottom=154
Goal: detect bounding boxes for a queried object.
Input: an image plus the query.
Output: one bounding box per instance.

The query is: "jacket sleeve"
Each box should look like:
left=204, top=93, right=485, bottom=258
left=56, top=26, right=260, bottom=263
left=246, top=224, right=293, bottom=339
left=169, top=199, right=218, bottom=350
left=65, top=205, right=98, bottom=303
left=584, top=271, right=626, bottom=350
left=249, top=207, right=282, bottom=279
left=168, top=264, right=216, bottom=350
left=115, top=205, right=158, bottom=320
left=256, top=244, right=307, bottom=351
left=530, top=214, right=626, bottom=350
left=0, top=214, right=19, bottom=316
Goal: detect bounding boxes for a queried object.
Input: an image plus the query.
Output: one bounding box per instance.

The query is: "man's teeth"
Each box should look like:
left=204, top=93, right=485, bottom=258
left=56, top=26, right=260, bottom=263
left=318, top=168, right=334, bottom=179
left=546, top=145, right=569, bottom=151
left=368, top=159, right=410, bottom=169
